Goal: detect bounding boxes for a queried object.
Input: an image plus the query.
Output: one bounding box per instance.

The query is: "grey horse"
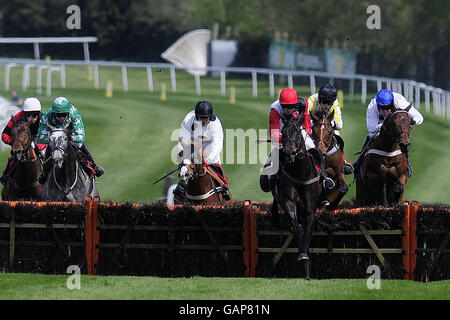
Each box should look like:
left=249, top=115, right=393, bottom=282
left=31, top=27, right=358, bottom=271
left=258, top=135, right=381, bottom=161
left=42, top=124, right=98, bottom=202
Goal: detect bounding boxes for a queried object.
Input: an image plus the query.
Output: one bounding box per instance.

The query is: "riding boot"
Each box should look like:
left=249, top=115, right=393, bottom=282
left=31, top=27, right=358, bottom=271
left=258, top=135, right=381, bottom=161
left=311, top=148, right=335, bottom=190
left=0, top=158, right=13, bottom=186
left=80, top=144, right=105, bottom=177
left=260, top=174, right=270, bottom=193
left=222, top=185, right=231, bottom=201
left=38, top=149, right=52, bottom=184
left=353, top=136, right=372, bottom=174
left=343, top=159, right=354, bottom=175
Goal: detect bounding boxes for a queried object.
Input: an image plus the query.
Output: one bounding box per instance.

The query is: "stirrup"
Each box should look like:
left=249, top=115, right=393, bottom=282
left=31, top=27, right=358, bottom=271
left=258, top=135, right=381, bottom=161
left=323, top=177, right=335, bottom=190
left=94, top=165, right=105, bottom=177
left=344, top=161, right=354, bottom=175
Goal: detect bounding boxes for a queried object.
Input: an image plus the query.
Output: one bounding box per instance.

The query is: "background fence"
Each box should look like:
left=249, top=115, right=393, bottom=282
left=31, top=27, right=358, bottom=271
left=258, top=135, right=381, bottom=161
left=0, top=57, right=449, bottom=120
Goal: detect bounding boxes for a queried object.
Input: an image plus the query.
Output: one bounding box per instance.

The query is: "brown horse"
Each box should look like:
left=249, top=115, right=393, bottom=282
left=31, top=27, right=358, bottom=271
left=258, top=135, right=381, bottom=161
left=174, top=150, right=231, bottom=205
left=1, top=120, right=43, bottom=201
left=310, top=110, right=349, bottom=210
left=355, top=109, right=411, bottom=206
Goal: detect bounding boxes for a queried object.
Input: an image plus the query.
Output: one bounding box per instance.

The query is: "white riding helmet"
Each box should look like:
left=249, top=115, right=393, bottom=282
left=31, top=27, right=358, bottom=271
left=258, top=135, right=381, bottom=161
left=22, top=97, right=42, bottom=112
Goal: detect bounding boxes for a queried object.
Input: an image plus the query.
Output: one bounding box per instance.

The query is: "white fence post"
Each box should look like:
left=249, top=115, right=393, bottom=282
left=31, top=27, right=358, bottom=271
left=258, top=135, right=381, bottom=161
left=252, top=71, right=257, bottom=97
left=195, top=74, right=201, bottom=96
left=287, top=73, right=293, bottom=89
left=60, top=64, right=66, bottom=88
left=94, top=65, right=99, bottom=89
left=309, top=74, right=316, bottom=96
left=146, top=66, right=153, bottom=92
left=425, top=88, right=431, bottom=112
left=377, top=80, right=382, bottom=92
left=361, top=77, right=367, bottom=104
left=349, top=78, right=354, bottom=102
left=5, top=63, right=17, bottom=91
left=22, top=64, right=35, bottom=91
left=170, top=67, right=176, bottom=92
left=46, top=66, right=61, bottom=96
left=121, top=66, right=128, bottom=92
left=37, top=65, right=49, bottom=94
left=269, top=72, right=275, bottom=98
left=414, top=85, right=421, bottom=109
left=220, top=70, right=226, bottom=96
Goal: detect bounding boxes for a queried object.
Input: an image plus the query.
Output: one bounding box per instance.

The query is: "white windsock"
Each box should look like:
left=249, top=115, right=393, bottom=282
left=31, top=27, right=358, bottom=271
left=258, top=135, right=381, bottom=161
left=161, top=29, right=212, bottom=76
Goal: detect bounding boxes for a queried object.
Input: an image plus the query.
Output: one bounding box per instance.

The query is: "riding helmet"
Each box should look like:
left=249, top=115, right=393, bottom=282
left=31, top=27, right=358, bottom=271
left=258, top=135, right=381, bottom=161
left=279, top=88, right=299, bottom=106
left=376, top=89, right=394, bottom=107
left=22, top=97, right=42, bottom=112
left=51, top=97, right=72, bottom=113
left=318, top=84, right=337, bottom=104
left=194, top=101, right=216, bottom=121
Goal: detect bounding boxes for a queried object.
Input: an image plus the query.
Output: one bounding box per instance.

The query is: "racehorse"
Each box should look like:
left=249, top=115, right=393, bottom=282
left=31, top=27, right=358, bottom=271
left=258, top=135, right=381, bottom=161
left=42, top=123, right=98, bottom=202
left=1, top=120, right=43, bottom=200
left=271, top=117, right=322, bottom=279
left=174, top=147, right=231, bottom=205
left=310, top=109, right=349, bottom=210
left=355, top=108, right=412, bottom=206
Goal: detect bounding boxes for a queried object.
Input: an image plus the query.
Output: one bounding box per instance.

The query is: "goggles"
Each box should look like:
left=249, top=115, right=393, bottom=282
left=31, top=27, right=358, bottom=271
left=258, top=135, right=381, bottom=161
left=25, top=111, right=40, bottom=118
left=54, top=112, right=69, bottom=118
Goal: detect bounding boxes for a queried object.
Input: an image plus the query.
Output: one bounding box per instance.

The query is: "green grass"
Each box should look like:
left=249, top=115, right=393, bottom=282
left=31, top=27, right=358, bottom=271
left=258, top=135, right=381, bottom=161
left=0, top=273, right=449, bottom=300
left=0, top=64, right=449, bottom=204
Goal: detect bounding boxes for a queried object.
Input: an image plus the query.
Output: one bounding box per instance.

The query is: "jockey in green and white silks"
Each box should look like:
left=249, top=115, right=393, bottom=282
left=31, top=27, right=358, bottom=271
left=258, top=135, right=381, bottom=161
left=37, top=97, right=105, bottom=184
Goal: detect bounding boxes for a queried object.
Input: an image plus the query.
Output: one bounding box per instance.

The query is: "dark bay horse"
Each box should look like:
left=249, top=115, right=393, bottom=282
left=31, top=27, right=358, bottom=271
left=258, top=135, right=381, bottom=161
left=271, top=118, right=322, bottom=279
left=43, top=124, right=98, bottom=202
left=355, top=109, right=412, bottom=206
left=310, top=109, right=349, bottom=210
left=2, top=121, right=43, bottom=200
left=174, top=145, right=231, bottom=205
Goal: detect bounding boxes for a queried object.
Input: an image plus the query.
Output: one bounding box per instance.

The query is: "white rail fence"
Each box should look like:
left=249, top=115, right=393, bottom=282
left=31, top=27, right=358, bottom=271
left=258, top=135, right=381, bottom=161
left=1, top=57, right=449, bottom=120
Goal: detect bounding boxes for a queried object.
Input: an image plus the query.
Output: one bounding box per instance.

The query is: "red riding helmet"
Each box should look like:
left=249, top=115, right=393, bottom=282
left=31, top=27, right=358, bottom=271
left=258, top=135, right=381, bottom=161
left=279, top=88, right=299, bottom=106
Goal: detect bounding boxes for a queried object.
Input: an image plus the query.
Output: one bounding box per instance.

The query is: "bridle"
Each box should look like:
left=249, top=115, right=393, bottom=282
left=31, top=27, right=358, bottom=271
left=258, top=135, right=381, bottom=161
left=282, top=121, right=306, bottom=161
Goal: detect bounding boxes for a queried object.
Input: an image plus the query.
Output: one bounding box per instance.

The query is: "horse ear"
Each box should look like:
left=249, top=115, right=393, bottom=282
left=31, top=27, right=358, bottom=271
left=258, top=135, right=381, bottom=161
left=405, top=103, right=412, bottom=112
left=328, top=110, right=335, bottom=121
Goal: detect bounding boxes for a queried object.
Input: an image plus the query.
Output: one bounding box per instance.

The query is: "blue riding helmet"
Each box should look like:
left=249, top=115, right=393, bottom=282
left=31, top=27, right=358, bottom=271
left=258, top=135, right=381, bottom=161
left=376, top=89, right=394, bottom=106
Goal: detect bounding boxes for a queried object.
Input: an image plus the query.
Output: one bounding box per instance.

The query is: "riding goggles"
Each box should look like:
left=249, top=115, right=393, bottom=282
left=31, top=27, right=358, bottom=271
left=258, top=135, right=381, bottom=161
left=25, top=111, right=40, bottom=118
left=281, top=103, right=298, bottom=109
left=54, top=112, right=69, bottom=118
left=377, top=104, right=393, bottom=111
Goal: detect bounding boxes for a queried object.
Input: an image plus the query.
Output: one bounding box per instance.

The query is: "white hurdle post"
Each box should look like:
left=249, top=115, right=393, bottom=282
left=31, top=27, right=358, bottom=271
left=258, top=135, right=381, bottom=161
left=5, top=63, right=17, bottom=91
left=46, top=66, right=61, bottom=96
left=22, top=64, right=35, bottom=91
left=37, top=65, right=49, bottom=94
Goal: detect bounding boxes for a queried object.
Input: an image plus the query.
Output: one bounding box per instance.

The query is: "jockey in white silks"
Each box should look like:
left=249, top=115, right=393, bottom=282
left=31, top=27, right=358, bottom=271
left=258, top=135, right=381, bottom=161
left=353, top=89, right=423, bottom=175
left=175, top=100, right=230, bottom=200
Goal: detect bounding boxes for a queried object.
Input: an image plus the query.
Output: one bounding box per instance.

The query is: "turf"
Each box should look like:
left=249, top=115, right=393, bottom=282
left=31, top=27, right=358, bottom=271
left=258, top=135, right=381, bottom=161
left=0, top=273, right=449, bottom=300
left=0, top=65, right=448, bottom=204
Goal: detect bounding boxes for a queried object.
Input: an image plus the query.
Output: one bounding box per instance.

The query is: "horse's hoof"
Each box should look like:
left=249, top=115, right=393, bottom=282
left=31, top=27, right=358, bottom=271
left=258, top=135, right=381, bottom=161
left=297, top=253, right=309, bottom=261
left=320, top=200, right=330, bottom=208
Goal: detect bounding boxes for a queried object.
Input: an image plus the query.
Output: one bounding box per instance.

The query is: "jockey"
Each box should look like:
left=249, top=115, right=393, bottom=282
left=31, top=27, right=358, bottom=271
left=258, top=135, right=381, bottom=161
left=0, top=97, right=46, bottom=185
left=175, top=100, right=230, bottom=200
left=353, top=89, right=423, bottom=174
left=260, top=87, right=335, bottom=192
left=37, top=96, right=105, bottom=184
left=308, top=83, right=354, bottom=175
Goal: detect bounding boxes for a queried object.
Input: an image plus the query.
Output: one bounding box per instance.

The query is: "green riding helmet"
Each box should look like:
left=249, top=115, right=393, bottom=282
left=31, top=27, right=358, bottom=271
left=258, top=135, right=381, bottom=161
left=51, top=97, right=72, bottom=113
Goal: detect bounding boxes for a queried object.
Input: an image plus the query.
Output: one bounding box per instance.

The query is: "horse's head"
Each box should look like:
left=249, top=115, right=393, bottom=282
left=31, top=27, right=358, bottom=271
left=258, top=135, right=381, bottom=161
left=281, top=119, right=306, bottom=163
left=311, top=109, right=334, bottom=154
left=179, top=158, right=203, bottom=185
left=384, top=110, right=411, bottom=153
left=48, top=122, right=71, bottom=169
left=11, top=121, right=32, bottom=162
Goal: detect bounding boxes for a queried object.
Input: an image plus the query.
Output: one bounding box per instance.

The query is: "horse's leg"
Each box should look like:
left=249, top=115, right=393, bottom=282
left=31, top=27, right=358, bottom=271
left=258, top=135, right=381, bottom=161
left=299, top=208, right=315, bottom=280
